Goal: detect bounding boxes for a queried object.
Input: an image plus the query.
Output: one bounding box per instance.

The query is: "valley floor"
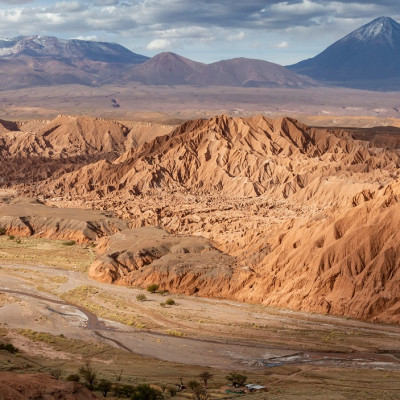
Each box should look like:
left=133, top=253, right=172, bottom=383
left=1, top=238, right=400, bottom=373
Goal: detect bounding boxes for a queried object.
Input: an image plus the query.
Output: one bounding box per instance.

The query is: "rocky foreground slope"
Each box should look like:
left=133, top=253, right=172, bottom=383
left=0, top=373, right=96, bottom=400
left=1, top=114, right=400, bottom=323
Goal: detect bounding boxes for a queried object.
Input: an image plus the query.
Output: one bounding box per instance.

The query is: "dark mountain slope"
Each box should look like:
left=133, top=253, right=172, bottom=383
left=288, top=17, right=400, bottom=90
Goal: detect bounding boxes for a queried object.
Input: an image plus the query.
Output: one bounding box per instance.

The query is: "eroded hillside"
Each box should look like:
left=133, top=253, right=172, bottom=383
left=1, top=114, right=399, bottom=323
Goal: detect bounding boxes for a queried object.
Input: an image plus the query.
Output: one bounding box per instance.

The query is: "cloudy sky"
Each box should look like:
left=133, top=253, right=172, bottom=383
left=0, top=0, right=399, bottom=64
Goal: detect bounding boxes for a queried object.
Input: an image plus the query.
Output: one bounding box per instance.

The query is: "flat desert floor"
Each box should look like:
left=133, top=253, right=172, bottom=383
left=1, top=84, right=399, bottom=127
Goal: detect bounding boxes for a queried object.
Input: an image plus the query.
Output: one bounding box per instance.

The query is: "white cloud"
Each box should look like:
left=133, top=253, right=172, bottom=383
left=73, top=35, right=98, bottom=41
left=146, top=38, right=171, bottom=50
left=227, top=31, right=245, bottom=41
left=274, top=41, right=289, bottom=48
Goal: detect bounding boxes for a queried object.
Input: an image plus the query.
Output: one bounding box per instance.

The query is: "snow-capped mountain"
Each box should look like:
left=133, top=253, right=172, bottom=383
left=287, top=17, right=400, bottom=90
left=0, top=35, right=148, bottom=64
left=0, top=35, right=150, bottom=90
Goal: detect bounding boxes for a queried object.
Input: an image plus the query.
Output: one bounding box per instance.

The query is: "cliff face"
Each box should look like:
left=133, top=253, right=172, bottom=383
left=2, top=114, right=400, bottom=323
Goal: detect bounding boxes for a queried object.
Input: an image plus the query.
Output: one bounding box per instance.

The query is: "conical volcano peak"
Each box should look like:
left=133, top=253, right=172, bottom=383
left=350, top=16, right=400, bottom=41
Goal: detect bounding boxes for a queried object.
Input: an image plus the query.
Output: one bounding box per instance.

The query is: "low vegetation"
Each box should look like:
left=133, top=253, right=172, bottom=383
left=62, top=240, right=76, bottom=246
left=0, top=342, right=18, bottom=354
left=0, top=236, right=94, bottom=272
left=147, top=284, right=159, bottom=294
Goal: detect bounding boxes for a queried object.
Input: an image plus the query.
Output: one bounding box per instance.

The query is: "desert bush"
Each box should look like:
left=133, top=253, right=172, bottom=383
left=0, top=342, right=18, bottom=354
left=160, top=302, right=165, bottom=307
left=167, top=330, right=184, bottom=337
left=66, top=373, right=80, bottom=382
left=165, top=298, right=175, bottom=306
left=147, top=284, right=159, bottom=293
left=131, top=384, right=163, bottom=400
left=0, top=226, right=6, bottom=235
left=63, top=240, right=76, bottom=246
left=136, top=294, right=147, bottom=301
left=8, top=235, right=15, bottom=240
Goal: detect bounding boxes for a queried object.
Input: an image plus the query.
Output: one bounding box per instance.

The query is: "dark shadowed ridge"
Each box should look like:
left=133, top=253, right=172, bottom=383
left=287, top=17, right=400, bottom=90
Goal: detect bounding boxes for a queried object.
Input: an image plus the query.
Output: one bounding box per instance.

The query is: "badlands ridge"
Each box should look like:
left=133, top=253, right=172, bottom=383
left=1, top=114, right=399, bottom=324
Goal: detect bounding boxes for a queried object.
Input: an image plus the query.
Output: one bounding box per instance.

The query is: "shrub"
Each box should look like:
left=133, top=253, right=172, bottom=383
left=8, top=235, right=15, bottom=240
left=0, top=342, right=18, bottom=354
left=0, top=226, right=6, bottom=235
left=167, top=330, right=184, bottom=337
left=131, top=384, right=163, bottom=400
left=160, top=302, right=166, bottom=307
left=63, top=240, right=76, bottom=246
left=147, top=284, right=159, bottom=293
left=165, top=298, right=175, bottom=306
left=136, top=294, right=146, bottom=301
left=66, top=374, right=80, bottom=382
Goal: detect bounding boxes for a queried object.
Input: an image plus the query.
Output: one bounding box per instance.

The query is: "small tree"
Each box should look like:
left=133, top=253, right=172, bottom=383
left=97, top=379, right=112, bottom=398
left=79, top=361, right=97, bottom=390
left=199, top=372, right=213, bottom=389
left=147, top=284, right=159, bottom=294
left=188, top=381, right=209, bottom=400
left=225, top=372, right=247, bottom=388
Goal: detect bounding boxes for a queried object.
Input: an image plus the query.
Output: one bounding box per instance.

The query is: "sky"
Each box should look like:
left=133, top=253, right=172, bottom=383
left=0, top=0, right=399, bottom=65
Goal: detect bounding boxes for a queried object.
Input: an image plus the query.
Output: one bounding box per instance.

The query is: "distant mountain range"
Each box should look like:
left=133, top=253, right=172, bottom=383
left=1, top=17, right=400, bottom=91
left=288, top=17, right=400, bottom=90
left=0, top=35, right=315, bottom=89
